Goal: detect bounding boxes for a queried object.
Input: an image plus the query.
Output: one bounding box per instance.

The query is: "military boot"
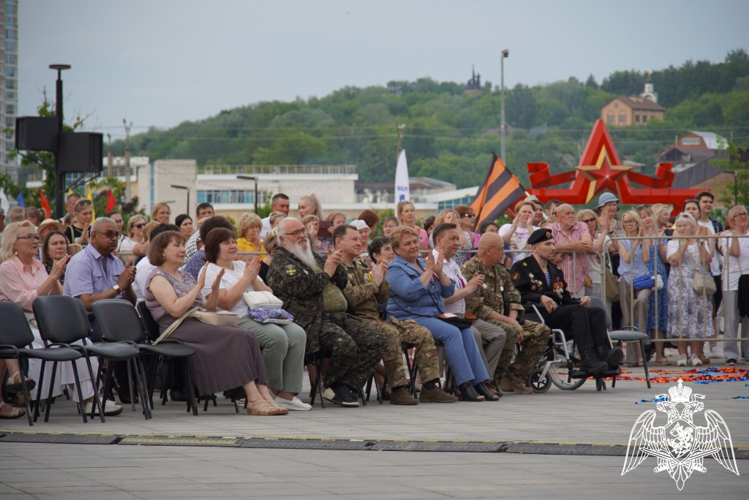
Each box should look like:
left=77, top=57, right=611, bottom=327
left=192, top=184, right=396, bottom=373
left=390, top=387, right=419, bottom=405
left=580, top=348, right=608, bottom=374
left=597, top=345, right=624, bottom=368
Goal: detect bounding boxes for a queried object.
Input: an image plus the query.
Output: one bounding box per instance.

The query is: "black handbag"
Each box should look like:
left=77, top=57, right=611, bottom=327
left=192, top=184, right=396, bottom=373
left=436, top=314, right=472, bottom=330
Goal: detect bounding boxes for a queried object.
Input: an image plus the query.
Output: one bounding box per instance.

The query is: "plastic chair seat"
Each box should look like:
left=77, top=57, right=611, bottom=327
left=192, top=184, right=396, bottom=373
left=0, top=346, right=82, bottom=362
left=608, top=330, right=648, bottom=341
left=79, top=342, right=141, bottom=361
left=138, top=342, right=195, bottom=358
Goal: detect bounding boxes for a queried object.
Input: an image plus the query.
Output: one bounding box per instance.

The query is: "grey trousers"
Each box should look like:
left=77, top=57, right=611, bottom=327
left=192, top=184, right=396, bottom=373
left=237, top=317, right=307, bottom=394
left=470, top=318, right=506, bottom=379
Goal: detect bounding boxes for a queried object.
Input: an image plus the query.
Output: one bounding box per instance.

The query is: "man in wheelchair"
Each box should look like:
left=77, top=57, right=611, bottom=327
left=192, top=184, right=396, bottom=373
left=510, top=229, right=623, bottom=375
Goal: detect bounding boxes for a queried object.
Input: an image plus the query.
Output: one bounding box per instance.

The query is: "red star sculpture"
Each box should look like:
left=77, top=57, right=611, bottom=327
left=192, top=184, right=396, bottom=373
left=524, top=119, right=703, bottom=212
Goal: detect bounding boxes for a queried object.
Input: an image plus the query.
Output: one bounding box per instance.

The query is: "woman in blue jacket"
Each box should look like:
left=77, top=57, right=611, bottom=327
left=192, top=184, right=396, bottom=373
left=385, top=226, right=493, bottom=402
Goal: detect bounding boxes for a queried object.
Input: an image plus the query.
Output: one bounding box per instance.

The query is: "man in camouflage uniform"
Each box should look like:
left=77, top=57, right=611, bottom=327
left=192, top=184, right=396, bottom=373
left=267, top=218, right=387, bottom=407
left=462, top=233, right=550, bottom=394
left=334, top=225, right=457, bottom=405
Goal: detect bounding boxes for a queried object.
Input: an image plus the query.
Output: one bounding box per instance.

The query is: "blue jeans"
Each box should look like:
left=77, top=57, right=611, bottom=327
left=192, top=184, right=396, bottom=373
left=411, top=317, right=489, bottom=386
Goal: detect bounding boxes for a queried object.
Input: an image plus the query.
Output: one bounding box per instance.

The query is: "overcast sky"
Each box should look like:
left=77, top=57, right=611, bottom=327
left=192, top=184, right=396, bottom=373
left=19, top=0, right=749, bottom=139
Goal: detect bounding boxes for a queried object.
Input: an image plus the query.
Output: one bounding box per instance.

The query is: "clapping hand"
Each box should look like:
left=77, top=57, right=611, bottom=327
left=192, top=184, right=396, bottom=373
left=324, top=249, right=343, bottom=277
left=424, top=251, right=436, bottom=274
left=49, top=255, right=70, bottom=280
left=243, top=256, right=261, bottom=283
left=211, top=268, right=225, bottom=295
left=467, top=272, right=484, bottom=293
left=371, top=259, right=388, bottom=284
left=433, top=250, right=445, bottom=276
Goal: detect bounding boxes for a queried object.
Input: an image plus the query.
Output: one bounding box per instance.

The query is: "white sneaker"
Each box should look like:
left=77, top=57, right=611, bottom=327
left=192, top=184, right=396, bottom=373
left=709, top=344, right=723, bottom=358
left=690, top=354, right=703, bottom=367
left=275, top=396, right=312, bottom=411
left=85, top=400, right=123, bottom=416
left=677, top=354, right=688, bottom=367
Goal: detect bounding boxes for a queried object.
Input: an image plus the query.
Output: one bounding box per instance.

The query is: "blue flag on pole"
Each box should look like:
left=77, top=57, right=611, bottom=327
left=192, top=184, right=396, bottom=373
left=16, top=192, right=25, bottom=208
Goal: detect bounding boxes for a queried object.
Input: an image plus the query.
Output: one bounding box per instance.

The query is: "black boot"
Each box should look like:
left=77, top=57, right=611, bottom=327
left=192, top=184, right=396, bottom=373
left=597, top=346, right=624, bottom=368
left=458, top=382, right=485, bottom=402
left=581, top=348, right=608, bottom=374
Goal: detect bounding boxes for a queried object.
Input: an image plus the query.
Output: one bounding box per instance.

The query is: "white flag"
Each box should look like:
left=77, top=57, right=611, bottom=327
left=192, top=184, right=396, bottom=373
left=0, top=188, right=9, bottom=219
left=394, top=149, right=410, bottom=211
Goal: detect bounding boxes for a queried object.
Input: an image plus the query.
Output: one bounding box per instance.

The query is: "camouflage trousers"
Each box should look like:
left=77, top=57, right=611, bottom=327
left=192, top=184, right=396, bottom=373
left=489, top=318, right=550, bottom=382
left=364, top=316, right=440, bottom=389
left=318, top=312, right=387, bottom=390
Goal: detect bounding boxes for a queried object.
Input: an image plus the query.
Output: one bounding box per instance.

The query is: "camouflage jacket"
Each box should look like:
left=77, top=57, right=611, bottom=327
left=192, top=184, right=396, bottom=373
left=266, top=247, right=349, bottom=353
left=341, top=259, right=390, bottom=323
left=461, top=256, right=524, bottom=321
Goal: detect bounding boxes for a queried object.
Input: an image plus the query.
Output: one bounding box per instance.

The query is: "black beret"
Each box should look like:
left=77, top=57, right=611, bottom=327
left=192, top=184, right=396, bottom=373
left=528, top=228, right=553, bottom=245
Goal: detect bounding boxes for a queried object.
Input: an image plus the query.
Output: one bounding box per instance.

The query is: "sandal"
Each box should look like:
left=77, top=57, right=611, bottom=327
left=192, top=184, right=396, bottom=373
left=655, top=357, right=671, bottom=366
left=5, top=372, right=35, bottom=395
left=247, top=401, right=287, bottom=416
left=458, top=383, right=485, bottom=402
left=0, top=401, right=25, bottom=419
left=474, top=382, right=499, bottom=401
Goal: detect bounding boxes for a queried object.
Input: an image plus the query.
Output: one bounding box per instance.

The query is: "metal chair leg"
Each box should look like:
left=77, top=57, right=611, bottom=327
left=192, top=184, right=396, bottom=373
left=33, top=360, right=46, bottom=422
left=44, top=362, right=58, bottom=423
left=18, top=367, right=33, bottom=427
left=82, top=354, right=104, bottom=421
left=639, top=339, right=652, bottom=389
left=70, top=362, right=88, bottom=423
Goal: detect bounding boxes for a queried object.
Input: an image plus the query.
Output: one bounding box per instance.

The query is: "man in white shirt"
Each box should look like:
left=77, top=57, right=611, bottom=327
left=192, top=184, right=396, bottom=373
left=184, top=203, right=215, bottom=263
left=433, top=222, right=506, bottom=390
left=696, top=191, right=724, bottom=358
left=260, top=193, right=290, bottom=239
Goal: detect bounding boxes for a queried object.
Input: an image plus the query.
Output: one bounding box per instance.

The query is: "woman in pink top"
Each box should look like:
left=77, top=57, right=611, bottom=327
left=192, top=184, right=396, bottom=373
left=0, top=221, right=107, bottom=416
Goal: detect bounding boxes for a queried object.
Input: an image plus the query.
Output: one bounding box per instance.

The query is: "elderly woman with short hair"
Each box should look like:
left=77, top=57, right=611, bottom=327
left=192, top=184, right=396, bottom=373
left=145, top=231, right=286, bottom=416
left=236, top=213, right=266, bottom=257
left=385, top=226, right=494, bottom=402
left=0, top=221, right=112, bottom=416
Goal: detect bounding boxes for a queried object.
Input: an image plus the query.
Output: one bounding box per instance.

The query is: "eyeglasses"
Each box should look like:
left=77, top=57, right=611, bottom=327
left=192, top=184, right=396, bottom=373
left=17, top=235, right=41, bottom=242
left=581, top=218, right=596, bottom=224
left=97, top=231, right=121, bottom=239
left=462, top=213, right=476, bottom=218
left=285, top=228, right=308, bottom=237
left=132, top=223, right=146, bottom=229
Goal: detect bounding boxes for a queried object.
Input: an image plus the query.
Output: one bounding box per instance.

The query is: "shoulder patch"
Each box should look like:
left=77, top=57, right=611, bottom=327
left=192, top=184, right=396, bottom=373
left=512, top=272, right=521, bottom=281
left=284, top=264, right=298, bottom=276
left=522, top=262, right=528, bottom=267
left=556, top=266, right=562, bottom=270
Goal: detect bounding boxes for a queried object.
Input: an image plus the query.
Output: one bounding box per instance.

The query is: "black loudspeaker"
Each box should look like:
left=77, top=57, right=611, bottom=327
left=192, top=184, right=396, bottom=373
left=58, top=132, right=103, bottom=173
left=14, top=117, right=59, bottom=151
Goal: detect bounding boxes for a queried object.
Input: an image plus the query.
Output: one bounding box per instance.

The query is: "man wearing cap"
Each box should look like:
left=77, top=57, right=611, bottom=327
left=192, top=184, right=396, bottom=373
left=511, top=229, right=622, bottom=375
left=549, top=204, right=591, bottom=298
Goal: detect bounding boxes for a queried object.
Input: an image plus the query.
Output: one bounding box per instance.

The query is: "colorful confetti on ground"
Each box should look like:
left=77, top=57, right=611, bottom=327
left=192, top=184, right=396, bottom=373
left=616, top=367, right=749, bottom=385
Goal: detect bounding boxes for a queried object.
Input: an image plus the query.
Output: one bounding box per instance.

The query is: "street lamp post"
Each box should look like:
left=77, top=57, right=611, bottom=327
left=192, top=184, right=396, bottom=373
left=50, top=64, right=71, bottom=220
left=500, top=49, right=509, bottom=162
left=237, top=175, right=259, bottom=213
left=171, top=185, right=190, bottom=214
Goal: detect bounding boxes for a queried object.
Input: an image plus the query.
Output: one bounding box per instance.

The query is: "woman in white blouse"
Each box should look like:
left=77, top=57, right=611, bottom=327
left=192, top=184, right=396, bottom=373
left=718, top=205, right=749, bottom=366
left=201, top=227, right=310, bottom=411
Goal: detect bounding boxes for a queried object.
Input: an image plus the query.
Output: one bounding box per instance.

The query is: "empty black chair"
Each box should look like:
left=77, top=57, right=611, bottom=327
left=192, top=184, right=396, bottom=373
left=0, top=302, right=83, bottom=426
left=32, top=295, right=143, bottom=421
left=96, top=300, right=198, bottom=416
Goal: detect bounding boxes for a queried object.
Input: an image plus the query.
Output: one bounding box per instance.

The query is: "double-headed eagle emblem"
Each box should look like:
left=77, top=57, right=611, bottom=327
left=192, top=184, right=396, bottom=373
left=622, top=379, right=740, bottom=490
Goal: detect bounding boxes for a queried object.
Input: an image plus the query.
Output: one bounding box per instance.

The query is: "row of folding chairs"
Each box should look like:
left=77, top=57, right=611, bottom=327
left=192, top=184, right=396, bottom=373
left=0, top=296, right=197, bottom=426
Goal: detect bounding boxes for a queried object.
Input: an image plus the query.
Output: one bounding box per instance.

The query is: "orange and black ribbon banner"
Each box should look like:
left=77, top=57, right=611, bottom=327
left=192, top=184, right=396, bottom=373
left=470, top=153, right=525, bottom=231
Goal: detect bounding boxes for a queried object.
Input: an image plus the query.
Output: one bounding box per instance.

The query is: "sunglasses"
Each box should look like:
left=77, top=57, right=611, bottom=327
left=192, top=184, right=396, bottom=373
left=581, top=218, right=596, bottom=224
left=133, top=223, right=146, bottom=229
left=462, top=213, right=476, bottom=218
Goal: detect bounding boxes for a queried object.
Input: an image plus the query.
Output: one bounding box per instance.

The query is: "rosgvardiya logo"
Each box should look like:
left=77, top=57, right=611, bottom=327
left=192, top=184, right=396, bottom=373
left=622, top=379, right=740, bottom=490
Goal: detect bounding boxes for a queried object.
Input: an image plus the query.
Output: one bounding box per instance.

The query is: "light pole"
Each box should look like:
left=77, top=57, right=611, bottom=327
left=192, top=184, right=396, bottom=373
left=171, top=185, right=190, bottom=214
left=500, top=49, right=509, bottom=162
left=237, top=175, right=259, bottom=213
left=49, top=63, right=71, bottom=220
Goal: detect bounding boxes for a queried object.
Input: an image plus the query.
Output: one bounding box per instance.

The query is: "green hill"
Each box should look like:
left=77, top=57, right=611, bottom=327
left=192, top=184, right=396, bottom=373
left=114, top=49, right=749, bottom=189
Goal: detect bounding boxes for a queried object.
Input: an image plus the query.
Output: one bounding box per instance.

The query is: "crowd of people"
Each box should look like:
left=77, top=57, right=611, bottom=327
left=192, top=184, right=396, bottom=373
left=0, top=187, right=747, bottom=420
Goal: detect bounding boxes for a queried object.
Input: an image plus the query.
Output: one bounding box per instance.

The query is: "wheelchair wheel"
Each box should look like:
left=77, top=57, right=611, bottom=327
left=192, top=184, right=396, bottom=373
left=528, top=367, right=551, bottom=393
left=548, top=360, right=587, bottom=391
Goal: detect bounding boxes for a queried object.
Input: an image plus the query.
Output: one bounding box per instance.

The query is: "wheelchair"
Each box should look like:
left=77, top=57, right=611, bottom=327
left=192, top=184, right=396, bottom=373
left=523, top=303, right=621, bottom=393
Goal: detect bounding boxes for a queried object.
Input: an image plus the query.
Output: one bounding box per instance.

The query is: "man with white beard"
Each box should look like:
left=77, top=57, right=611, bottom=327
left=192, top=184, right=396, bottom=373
left=267, top=218, right=387, bottom=407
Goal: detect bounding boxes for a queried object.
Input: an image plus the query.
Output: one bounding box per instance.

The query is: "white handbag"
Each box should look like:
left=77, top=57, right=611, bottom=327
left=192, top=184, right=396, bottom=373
left=243, top=291, right=284, bottom=309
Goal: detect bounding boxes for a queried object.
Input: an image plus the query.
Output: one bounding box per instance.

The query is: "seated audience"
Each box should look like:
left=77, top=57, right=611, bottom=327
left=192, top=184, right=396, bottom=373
left=302, top=214, right=331, bottom=259
left=236, top=213, right=266, bottom=257
left=0, top=221, right=114, bottom=415
left=385, top=226, right=494, bottom=402
left=175, top=214, right=194, bottom=240
left=511, top=229, right=623, bottom=375
left=151, top=202, right=171, bottom=224
left=369, top=236, right=394, bottom=265
left=266, top=218, right=386, bottom=408
left=298, top=194, right=325, bottom=220
left=65, top=199, right=94, bottom=246
left=382, top=216, right=400, bottom=239
left=397, top=201, right=429, bottom=249
left=259, top=232, right=278, bottom=282
left=133, top=224, right=180, bottom=302
left=201, top=227, right=309, bottom=411
left=334, top=224, right=456, bottom=405
left=145, top=231, right=286, bottom=416
left=184, top=203, right=215, bottom=262
left=41, top=231, right=70, bottom=285
left=463, top=233, right=550, bottom=395
left=118, top=214, right=148, bottom=258
left=261, top=194, right=289, bottom=239
left=182, top=217, right=235, bottom=279
left=358, top=209, right=380, bottom=237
